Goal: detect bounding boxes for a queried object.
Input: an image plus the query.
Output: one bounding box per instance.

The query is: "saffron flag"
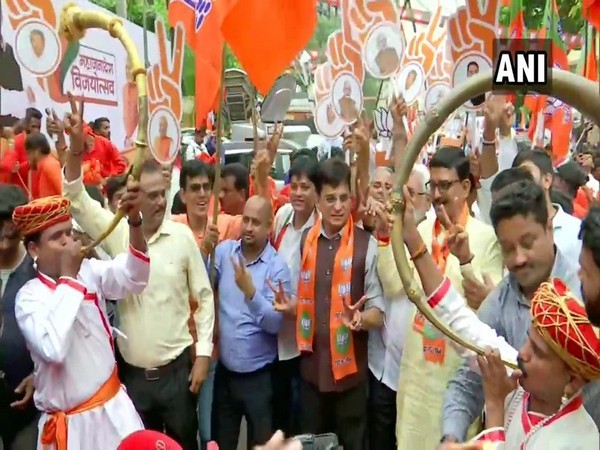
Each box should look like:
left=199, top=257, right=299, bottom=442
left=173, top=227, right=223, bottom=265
left=577, top=25, right=599, bottom=82
left=527, top=0, right=571, bottom=164
left=221, top=0, right=318, bottom=95
left=168, top=0, right=234, bottom=128
left=583, top=0, right=600, bottom=31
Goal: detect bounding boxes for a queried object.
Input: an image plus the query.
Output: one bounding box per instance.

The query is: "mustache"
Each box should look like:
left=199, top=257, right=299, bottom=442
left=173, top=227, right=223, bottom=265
left=517, top=356, right=528, bottom=378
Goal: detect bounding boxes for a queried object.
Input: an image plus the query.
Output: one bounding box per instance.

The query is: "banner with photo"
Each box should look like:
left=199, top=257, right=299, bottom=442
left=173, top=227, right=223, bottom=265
left=0, top=0, right=163, bottom=151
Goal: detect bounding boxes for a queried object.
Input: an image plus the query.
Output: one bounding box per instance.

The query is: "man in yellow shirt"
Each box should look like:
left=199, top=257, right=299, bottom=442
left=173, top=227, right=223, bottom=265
left=61, top=97, right=213, bottom=450
left=378, top=148, right=504, bottom=449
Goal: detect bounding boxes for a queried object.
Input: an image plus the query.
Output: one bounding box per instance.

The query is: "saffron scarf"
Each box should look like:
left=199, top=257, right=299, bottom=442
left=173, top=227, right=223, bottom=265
left=296, top=216, right=357, bottom=381
left=430, top=204, right=471, bottom=273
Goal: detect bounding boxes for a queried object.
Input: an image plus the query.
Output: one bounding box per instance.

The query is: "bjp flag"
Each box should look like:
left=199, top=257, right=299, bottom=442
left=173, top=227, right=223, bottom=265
left=168, top=0, right=235, bottom=127
left=221, top=0, right=317, bottom=95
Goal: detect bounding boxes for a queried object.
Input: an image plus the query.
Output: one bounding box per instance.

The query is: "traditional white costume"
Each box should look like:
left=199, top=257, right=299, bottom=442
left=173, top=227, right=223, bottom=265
left=427, top=277, right=600, bottom=450
left=12, top=196, right=151, bottom=450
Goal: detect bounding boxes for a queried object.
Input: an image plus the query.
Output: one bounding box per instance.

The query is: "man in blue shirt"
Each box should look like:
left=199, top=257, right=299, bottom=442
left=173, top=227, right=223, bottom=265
left=212, top=195, right=291, bottom=450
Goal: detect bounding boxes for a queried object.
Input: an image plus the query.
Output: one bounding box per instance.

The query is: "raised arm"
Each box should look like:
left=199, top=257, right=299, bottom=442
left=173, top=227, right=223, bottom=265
left=60, top=94, right=128, bottom=256
left=249, top=258, right=289, bottom=334
left=87, top=244, right=150, bottom=299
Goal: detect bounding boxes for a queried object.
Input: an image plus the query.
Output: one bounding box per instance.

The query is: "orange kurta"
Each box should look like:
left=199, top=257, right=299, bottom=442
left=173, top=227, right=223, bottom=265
left=35, top=155, right=62, bottom=199
left=153, top=136, right=173, bottom=161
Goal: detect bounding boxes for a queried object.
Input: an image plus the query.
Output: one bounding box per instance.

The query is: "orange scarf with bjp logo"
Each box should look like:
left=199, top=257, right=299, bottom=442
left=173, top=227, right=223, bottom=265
left=431, top=204, right=471, bottom=273
left=296, top=216, right=357, bottom=381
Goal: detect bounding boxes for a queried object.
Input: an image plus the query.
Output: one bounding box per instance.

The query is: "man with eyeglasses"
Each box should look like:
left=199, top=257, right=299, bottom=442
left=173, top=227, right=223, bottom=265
left=0, top=185, right=37, bottom=450
left=289, top=158, right=385, bottom=450
left=377, top=147, right=504, bottom=449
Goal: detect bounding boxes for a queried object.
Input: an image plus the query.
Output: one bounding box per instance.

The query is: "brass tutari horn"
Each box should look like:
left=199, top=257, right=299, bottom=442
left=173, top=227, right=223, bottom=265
left=59, top=2, right=149, bottom=253
left=390, top=69, right=600, bottom=369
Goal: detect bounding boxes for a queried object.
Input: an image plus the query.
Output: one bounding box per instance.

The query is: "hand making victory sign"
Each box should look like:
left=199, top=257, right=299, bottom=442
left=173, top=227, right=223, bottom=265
left=5, top=0, right=57, bottom=30
left=402, top=4, right=444, bottom=76
left=231, top=255, right=256, bottom=299
left=447, top=0, right=500, bottom=62
left=268, top=279, right=296, bottom=317
left=326, top=31, right=364, bottom=83
left=314, top=63, right=334, bottom=103
left=437, top=204, right=473, bottom=266
left=345, top=0, right=397, bottom=45
left=63, top=91, right=86, bottom=155
left=147, top=19, right=185, bottom=120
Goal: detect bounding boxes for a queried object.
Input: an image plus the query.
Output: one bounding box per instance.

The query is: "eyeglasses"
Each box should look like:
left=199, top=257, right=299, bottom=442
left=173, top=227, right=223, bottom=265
left=426, top=179, right=461, bottom=194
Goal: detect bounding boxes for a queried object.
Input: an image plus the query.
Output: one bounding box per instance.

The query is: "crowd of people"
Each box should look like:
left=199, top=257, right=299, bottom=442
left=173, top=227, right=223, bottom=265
left=1, top=91, right=600, bottom=450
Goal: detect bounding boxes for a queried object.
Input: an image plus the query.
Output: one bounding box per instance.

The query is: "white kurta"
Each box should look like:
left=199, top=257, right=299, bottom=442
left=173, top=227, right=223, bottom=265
left=472, top=389, right=599, bottom=449
left=14, top=244, right=151, bottom=450
left=428, top=277, right=600, bottom=449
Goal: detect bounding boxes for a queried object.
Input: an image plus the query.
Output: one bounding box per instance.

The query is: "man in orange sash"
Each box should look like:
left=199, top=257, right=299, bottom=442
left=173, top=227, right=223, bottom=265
left=292, top=158, right=385, bottom=450
left=12, top=185, right=151, bottom=448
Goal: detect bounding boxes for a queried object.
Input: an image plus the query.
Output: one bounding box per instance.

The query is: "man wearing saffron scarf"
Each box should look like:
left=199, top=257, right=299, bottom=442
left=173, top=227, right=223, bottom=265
left=289, top=158, right=385, bottom=450
left=401, top=184, right=600, bottom=448
left=378, top=147, right=503, bottom=449
left=12, top=191, right=151, bottom=449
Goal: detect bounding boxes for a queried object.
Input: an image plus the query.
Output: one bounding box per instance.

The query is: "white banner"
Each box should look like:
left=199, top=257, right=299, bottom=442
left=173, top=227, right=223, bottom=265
left=0, top=0, right=163, bottom=151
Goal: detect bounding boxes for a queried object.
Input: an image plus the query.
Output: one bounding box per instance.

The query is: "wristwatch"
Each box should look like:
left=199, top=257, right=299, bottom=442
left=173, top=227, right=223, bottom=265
left=127, top=214, right=142, bottom=227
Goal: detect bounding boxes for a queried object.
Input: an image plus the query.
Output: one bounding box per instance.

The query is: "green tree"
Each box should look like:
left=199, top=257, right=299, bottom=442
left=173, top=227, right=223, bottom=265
left=499, top=0, right=583, bottom=34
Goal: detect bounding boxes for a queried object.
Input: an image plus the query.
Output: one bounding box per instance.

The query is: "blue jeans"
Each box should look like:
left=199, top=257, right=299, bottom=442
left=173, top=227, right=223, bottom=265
left=198, top=359, right=217, bottom=449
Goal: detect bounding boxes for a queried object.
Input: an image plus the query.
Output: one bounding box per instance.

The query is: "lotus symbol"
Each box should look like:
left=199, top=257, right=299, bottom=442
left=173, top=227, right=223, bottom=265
left=373, top=107, right=393, bottom=138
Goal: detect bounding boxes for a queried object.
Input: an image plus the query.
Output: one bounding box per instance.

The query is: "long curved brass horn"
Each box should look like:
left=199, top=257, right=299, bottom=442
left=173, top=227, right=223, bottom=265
left=391, top=69, right=600, bottom=369
left=59, top=2, right=148, bottom=252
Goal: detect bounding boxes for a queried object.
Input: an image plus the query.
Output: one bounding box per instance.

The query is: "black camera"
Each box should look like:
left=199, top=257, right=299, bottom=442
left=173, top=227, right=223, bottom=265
left=294, top=433, right=340, bottom=450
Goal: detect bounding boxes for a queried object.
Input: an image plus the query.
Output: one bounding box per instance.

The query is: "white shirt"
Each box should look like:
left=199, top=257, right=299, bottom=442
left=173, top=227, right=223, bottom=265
left=15, top=245, right=149, bottom=449
left=552, top=204, right=582, bottom=266
left=368, top=291, right=414, bottom=391
left=272, top=203, right=317, bottom=361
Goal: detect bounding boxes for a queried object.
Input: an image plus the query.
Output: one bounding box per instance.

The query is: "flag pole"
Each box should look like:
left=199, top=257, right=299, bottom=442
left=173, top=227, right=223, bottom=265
left=142, top=0, right=149, bottom=67
left=209, top=45, right=228, bottom=286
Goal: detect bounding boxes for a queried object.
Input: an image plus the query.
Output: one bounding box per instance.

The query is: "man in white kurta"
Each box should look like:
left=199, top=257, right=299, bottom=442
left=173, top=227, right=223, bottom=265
left=11, top=195, right=151, bottom=450
left=425, top=277, right=600, bottom=449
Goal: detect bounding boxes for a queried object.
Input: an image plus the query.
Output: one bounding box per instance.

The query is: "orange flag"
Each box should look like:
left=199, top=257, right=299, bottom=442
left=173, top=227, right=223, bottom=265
left=584, top=0, right=600, bottom=30
left=168, top=0, right=235, bottom=127
left=221, top=1, right=317, bottom=94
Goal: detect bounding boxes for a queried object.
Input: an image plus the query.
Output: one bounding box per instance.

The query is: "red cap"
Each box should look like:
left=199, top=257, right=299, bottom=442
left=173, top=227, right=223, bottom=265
left=118, top=430, right=183, bottom=450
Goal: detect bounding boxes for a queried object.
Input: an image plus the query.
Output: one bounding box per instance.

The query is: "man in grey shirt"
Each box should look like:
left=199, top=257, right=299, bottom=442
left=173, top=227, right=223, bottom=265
left=441, top=179, right=600, bottom=442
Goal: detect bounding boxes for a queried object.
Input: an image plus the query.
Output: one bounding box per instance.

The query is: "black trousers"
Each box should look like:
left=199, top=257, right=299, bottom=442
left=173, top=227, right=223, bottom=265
left=368, top=370, right=397, bottom=450
left=300, top=379, right=367, bottom=450
left=272, top=356, right=301, bottom=436
left=0, top=408, right=38, bottom=450
left=117, top=349, right=198, bottom=450
left=212, top=362, right=274, bottom=450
